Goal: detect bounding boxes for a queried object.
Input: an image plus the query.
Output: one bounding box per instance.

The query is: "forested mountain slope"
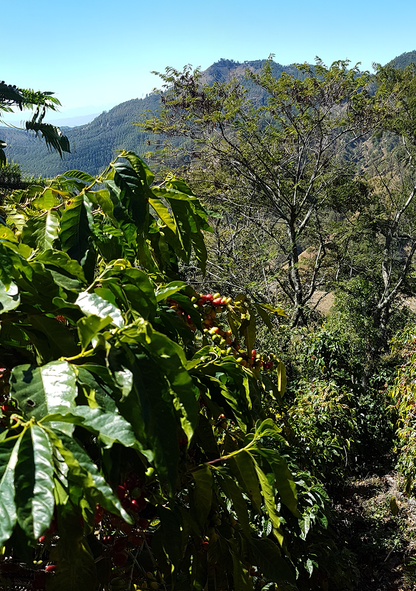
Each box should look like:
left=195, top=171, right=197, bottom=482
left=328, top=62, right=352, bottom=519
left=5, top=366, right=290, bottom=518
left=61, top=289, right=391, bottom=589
left=0, top=59, right=313, bottom=178
left=1, top=93, right=160, bottom=177
left=3, top=52, right=416, bottom=178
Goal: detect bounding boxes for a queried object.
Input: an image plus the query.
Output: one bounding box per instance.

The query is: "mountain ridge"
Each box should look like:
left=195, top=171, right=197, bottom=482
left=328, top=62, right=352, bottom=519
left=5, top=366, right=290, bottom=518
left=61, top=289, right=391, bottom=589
left=4, top=52, right=416, bottom=178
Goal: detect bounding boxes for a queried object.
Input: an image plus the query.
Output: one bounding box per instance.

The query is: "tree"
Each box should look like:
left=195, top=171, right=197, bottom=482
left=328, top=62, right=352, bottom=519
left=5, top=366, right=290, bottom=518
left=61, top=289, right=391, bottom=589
left=324, top=62, right=416, bottom=377
left=143, top=58, right=383, bottom=326
left=0, top=81, right=70, bottom=166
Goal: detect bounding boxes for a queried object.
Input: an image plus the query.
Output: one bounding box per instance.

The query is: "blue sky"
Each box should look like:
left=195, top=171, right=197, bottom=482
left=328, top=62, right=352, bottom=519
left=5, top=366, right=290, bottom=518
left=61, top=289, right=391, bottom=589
left=3, top=0, right=416, bottom=119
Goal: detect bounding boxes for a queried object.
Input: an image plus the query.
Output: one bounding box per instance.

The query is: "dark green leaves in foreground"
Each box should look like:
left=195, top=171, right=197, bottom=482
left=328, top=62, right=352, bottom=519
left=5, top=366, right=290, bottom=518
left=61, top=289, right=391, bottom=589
left=0, top=153, right=300, bottom=589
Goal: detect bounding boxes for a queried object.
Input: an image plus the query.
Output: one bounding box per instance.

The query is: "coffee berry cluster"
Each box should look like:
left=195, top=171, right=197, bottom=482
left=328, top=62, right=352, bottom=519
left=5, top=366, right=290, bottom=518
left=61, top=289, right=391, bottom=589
left=167, top=291, right=276, bottom=371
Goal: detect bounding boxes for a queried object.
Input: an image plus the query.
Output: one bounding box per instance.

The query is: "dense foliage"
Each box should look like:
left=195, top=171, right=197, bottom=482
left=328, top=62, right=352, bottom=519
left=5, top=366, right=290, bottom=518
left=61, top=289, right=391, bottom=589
left=0, top=151, right=356, bottom=591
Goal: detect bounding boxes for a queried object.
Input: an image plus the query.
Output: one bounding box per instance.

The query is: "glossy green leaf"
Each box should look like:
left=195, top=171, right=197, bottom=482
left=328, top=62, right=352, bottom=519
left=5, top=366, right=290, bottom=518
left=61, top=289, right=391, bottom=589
left=42, top=406, right=137, bottom=449
left=59, top=193, right=93, bottom=263
left=21, top=210, right=60, bottom=251
left=121, top=150, right=155, bottom=186
left=14, top=425, right=54, bottom=539
left=32, top=189, right=61, bottom=210
left=61, top=170, right=96, bottom=184
left=0, top=280, right=20, bottom=313
left=0, top=225, right=18, bottom=243
left=256, top=302, right=287, bottom=317
left=0, top=436, right=21, bottom=546
left=255, top=419, right=285, bottom=441
left=112, top=161, right=149, bottom=232
left=252, top=457, right=283, bottom=544
left=230, top=450, right=262, bottom=512
left=118, top=349, right=178, bottom=488
left=75, top=365, right=118, bottom=412
left=0, top=242, right=20, bottom=288
left=36, top=249, right=86, bottom=283
left=48, top=430, right=132, bottom=523
left=75, top=291, right=124, bottom=328
left=276, top=361, right=287, bottom=397
left=121, top=268, right=157, bottom=320
left=254, top=303, right=274, bottom=331
left=269, top=456, right=299, bottom=517
left=77, top=315, right=112, bottom=351
left=11, top=360, right=77, bottom=435
left=86, top=189, right=115, bottom=221
left=155, top=280, right=188, bottom=302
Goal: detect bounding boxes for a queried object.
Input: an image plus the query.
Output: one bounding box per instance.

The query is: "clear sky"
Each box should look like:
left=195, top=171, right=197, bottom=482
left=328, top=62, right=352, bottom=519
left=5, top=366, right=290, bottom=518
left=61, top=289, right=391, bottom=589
left=2, top=0, right=416, bottom=119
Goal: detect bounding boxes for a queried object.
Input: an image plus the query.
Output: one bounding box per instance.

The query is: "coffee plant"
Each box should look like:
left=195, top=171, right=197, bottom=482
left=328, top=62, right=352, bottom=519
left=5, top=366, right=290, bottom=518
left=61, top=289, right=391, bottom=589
left=0, top=151, right=304, bottom=591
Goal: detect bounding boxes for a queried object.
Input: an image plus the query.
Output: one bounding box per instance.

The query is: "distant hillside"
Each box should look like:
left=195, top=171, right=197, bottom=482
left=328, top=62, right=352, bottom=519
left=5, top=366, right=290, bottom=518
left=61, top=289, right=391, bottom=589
left=2, top=93, right=161, bottom=178
left=388, top=50, right=416, bottom=69
left=2, top=59, right=309, bottom=178
left=3, top=54, right=415, bottom=179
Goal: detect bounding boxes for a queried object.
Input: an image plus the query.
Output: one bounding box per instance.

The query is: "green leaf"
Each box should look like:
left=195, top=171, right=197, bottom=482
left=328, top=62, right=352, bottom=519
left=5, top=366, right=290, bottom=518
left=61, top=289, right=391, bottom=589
left=25, top=315, right=79, bottom=360
left=120, top=268, right=157, bottom=320
left=61, top=170, right=96, bottom=184
left=42, top=407, right=137, bottom=449
left=0, top=280, right=20, bottom=313
left=256, top=302, right=287, bottom=317
left=254, top=303, right=274, bottom=331
left=21, top=210, right=60, bottom=251
left=75, top=365, right=118, bottom=412
left=15, top=425, right=54, bottom=539
left=32, top=188, right=61, bottom=210
left=158, top=504, right=184, bottom=569
left=252, top=457, right=283, bottom=544
left=192, top=465, right=213, bottom=528
left=276, top=361, right=287, bottom=397
left=118, top=349, right=178, bottom=489
left=11, top=360, right=77, bottom=435
left=0, top=242, right=21, bottom=288
left=0, top=436, right=21, bottom=546
left=269, top=456, right=298, bottom=517
left=48, top=430, right=132, bottom=523
left=75, top=291, right=124, bottom=328
left=156, top=281, right=189, bottom=302
left=251, top=538, right=295, bottom=584
left=216, top=471, right=251, bottom=538
left=230, top=450, right=262, bottom=512
left=112, top=161, right=149, bottom=232
left=36, top=250, right=86, bottom=283
left=230, top=544, right=253, bottom=591
left=77, top=315, right=112, bottom=351
left=59, top=193, right=93, bottom=264
left=255, top=419, right=285, bottom=441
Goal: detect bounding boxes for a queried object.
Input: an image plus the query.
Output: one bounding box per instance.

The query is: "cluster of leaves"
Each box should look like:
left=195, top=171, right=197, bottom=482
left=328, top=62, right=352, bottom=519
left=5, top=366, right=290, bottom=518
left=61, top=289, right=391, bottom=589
left=389, top=325, right=416, bottom=494
left=0, top=152, right=308, bottom=591
left=0, top=82, right=70, bottom=165
left=280, top=383, right=357, bottom=487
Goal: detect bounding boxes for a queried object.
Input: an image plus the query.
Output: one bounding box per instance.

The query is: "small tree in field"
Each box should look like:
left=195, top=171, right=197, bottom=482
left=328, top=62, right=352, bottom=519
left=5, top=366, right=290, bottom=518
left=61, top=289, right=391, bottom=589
left=143, top=58, right=383, bottom=326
